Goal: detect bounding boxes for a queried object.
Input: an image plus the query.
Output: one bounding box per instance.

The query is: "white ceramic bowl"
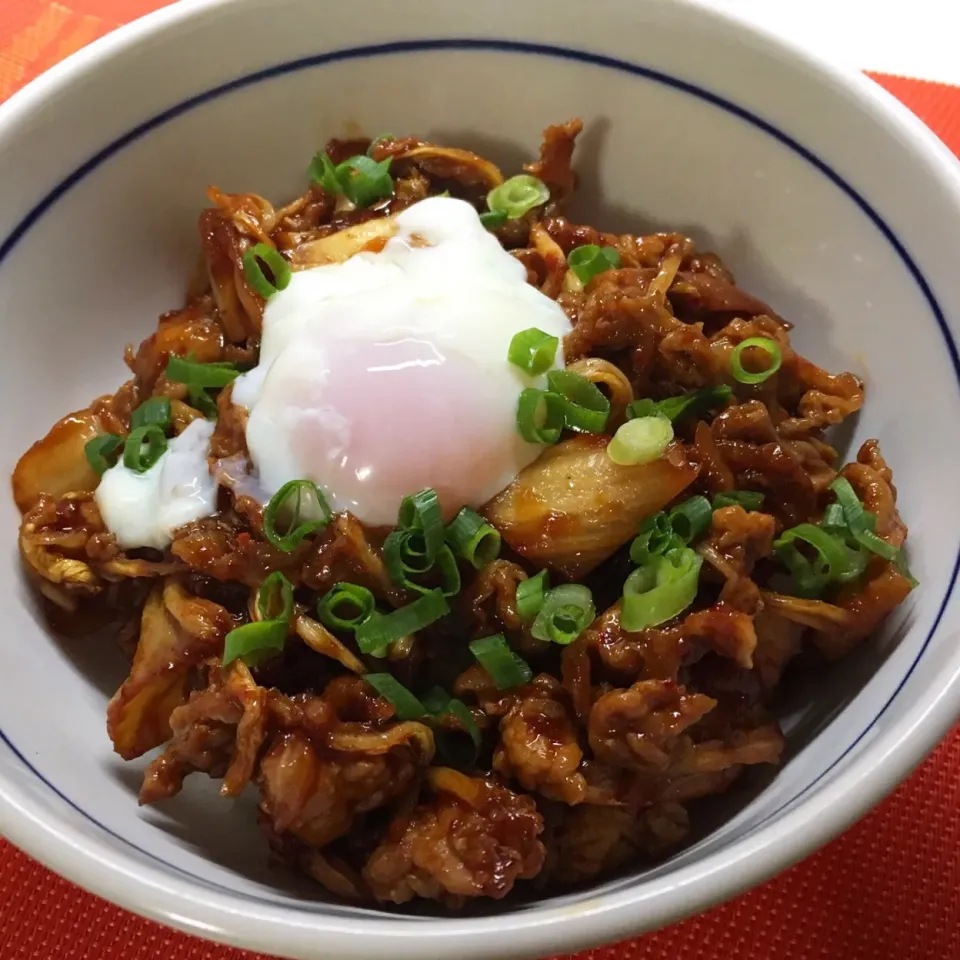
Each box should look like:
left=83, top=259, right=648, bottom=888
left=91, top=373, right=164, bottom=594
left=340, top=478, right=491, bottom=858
left=3, top=0, right=960, bottom=957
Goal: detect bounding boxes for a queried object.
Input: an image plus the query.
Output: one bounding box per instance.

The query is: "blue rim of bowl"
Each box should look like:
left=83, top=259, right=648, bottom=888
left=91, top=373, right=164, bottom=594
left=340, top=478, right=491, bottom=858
left=2, top=38, right=958, bottom=908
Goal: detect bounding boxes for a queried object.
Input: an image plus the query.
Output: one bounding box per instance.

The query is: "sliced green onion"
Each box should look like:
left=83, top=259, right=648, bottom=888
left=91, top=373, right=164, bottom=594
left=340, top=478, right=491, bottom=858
left=515, top=569, right=550, bottom=622
left=309, top=151, right=393, bottom=207
left=627, top=385, right=732, bottom=423
left=607, top=415, right=673, bottom=465
left=730, top=337, right=782, bottom=385
left=355, top=589, right=449, bottom=655
left=774, top=523, right=862, bottom=597
left=221, top=619, right=288, bottom=668
left=821, top=501, right=847, bottom=534
left=257, top=570, right=294, bottom=622
left=384, top=530, right=434, bottom=578
left=317, top=583, right=375, bottom=631
left=363, top=673, right=427, bottom=721
left=84, top=434, right=123, bottom=476
left=713, top=490, right=766, bottom=511
left=852, top=526, right=900, bottom=564
left=479, top=210, right=508, bottom=230
left=469, top=634, right=533, bottom=690
left=828, top=476, right=899, bottom=562
left=508, top=328, right=559, bottom=376
left=567, top=244, right=621, bottom=285
left=516, top=388, right=565, bottom=444
left=445, top=507, right=501, bottom=569
left=621, top=547, right=703, bottom=631
left=222, top=570, right=295, bottom=668
left=187, top=386, right=219, bottom=419
left=531, top=584, right=596, bottom=645
left=337, top=155, right=394, bottom=207
left=546, top=370, right=610, bottom=433
left=308, top=151, right=342, bottom=193
left=398, top=488, right=444, bottom=560
left=263, top=479, right=331, bottom=551
left=130, top=397, right=172, bottom=432
left=629, top=512, right=682, bottom=565
left=122, top=425, right=167, bottom=473
left=384, top=533, right=461, bottom=596
left=431, top=544, right=463, bottom=598
left=668, top=496, right=713, bottom=544
left=242, top=243, right=291, bottom=299
left=165, top=356, right=240, bottom=389
left=486, top=174, right=550, bottom=219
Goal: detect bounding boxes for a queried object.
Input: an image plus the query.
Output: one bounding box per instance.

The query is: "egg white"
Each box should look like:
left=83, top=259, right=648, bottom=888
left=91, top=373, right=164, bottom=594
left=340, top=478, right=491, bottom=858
left=95, top=418, right=217, bottom=549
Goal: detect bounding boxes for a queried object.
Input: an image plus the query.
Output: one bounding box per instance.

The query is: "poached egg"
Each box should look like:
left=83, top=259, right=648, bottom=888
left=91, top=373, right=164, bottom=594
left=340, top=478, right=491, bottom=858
left=232, top=196, right=572, bottom=525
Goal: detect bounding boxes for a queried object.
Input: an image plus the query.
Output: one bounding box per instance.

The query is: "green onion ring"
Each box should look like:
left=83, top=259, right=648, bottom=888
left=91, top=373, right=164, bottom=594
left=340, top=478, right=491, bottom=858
left=607, top=415, right=674, bottom=465
left=629, top=512, right=683, bottom=566
left=122, top=425, right=167, bottom=473
left=668, top=496, right=714, bottom=544
left=486, top=174, right=550, bottom=219
left=242, top=243, right=291, bottom=299
left=445, top=507, right=502, bottom=569
left=316, top=583, right=375, bottom=631
left=530, top=584, right=596, bottom=645
left=621, top=547, right=703, bottom=631
left=508, top=328, right=560, bottom=376
left=515, top=569, right=550, bottom=623
left=84, top=434, right=123, bottom=476
left=730, top=337, right=782, bottom=385
left=546, top=370, right=610, bottom=434
left=257, top=571, right=294, bottom=622
left=516, top=388, right=565, bottom=444
left=567, top=244, right=621, bottom=285
left=263, top=479, right=331, bottom=552
left=398, top=488, right=444, bottom=560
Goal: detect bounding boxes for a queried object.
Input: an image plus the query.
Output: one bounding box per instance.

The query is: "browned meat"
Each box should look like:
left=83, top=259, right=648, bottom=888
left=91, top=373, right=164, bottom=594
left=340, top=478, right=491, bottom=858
left=524, top=118, right=583, bottom=205
left=492, top=676, right=587, bottom=804
left=588, top=680, right=715, bottom=771
left=362, top=770, right=545, bottom=904
left=139, top=660, right=267, bottom=803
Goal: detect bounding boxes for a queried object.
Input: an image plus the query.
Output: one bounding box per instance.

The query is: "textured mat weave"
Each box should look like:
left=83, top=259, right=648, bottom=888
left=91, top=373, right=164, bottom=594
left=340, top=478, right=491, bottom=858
left=2, top=3, right=960, bottom=959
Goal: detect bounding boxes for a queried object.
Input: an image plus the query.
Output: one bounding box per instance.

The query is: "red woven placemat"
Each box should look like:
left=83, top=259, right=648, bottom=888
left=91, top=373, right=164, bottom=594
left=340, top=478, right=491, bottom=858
left=3, top=4, right=960, bottom=959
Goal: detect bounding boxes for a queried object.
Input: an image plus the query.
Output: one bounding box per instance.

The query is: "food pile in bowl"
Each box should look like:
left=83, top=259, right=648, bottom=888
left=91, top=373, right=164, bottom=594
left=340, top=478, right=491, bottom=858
left=12, top=119, right=915, bottom=908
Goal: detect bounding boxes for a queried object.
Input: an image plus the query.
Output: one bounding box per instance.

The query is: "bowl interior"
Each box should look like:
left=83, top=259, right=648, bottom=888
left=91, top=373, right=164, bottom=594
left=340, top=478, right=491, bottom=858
left=1, top=0, right=960, bottom=952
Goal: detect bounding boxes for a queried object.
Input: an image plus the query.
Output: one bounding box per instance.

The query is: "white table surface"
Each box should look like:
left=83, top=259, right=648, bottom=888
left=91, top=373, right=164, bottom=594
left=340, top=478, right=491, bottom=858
left=713, top=0, right=960, bottom=85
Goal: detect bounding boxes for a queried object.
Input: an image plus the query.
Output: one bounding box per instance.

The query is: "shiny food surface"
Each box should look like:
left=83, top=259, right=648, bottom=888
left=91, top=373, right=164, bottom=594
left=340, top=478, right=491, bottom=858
left=12, top=119, right=911, bottom=912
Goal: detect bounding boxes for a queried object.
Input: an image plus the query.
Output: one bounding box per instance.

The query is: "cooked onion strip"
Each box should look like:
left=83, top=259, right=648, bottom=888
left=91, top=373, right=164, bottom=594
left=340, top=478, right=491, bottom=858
left=295, top=615, right=367, bottom=675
